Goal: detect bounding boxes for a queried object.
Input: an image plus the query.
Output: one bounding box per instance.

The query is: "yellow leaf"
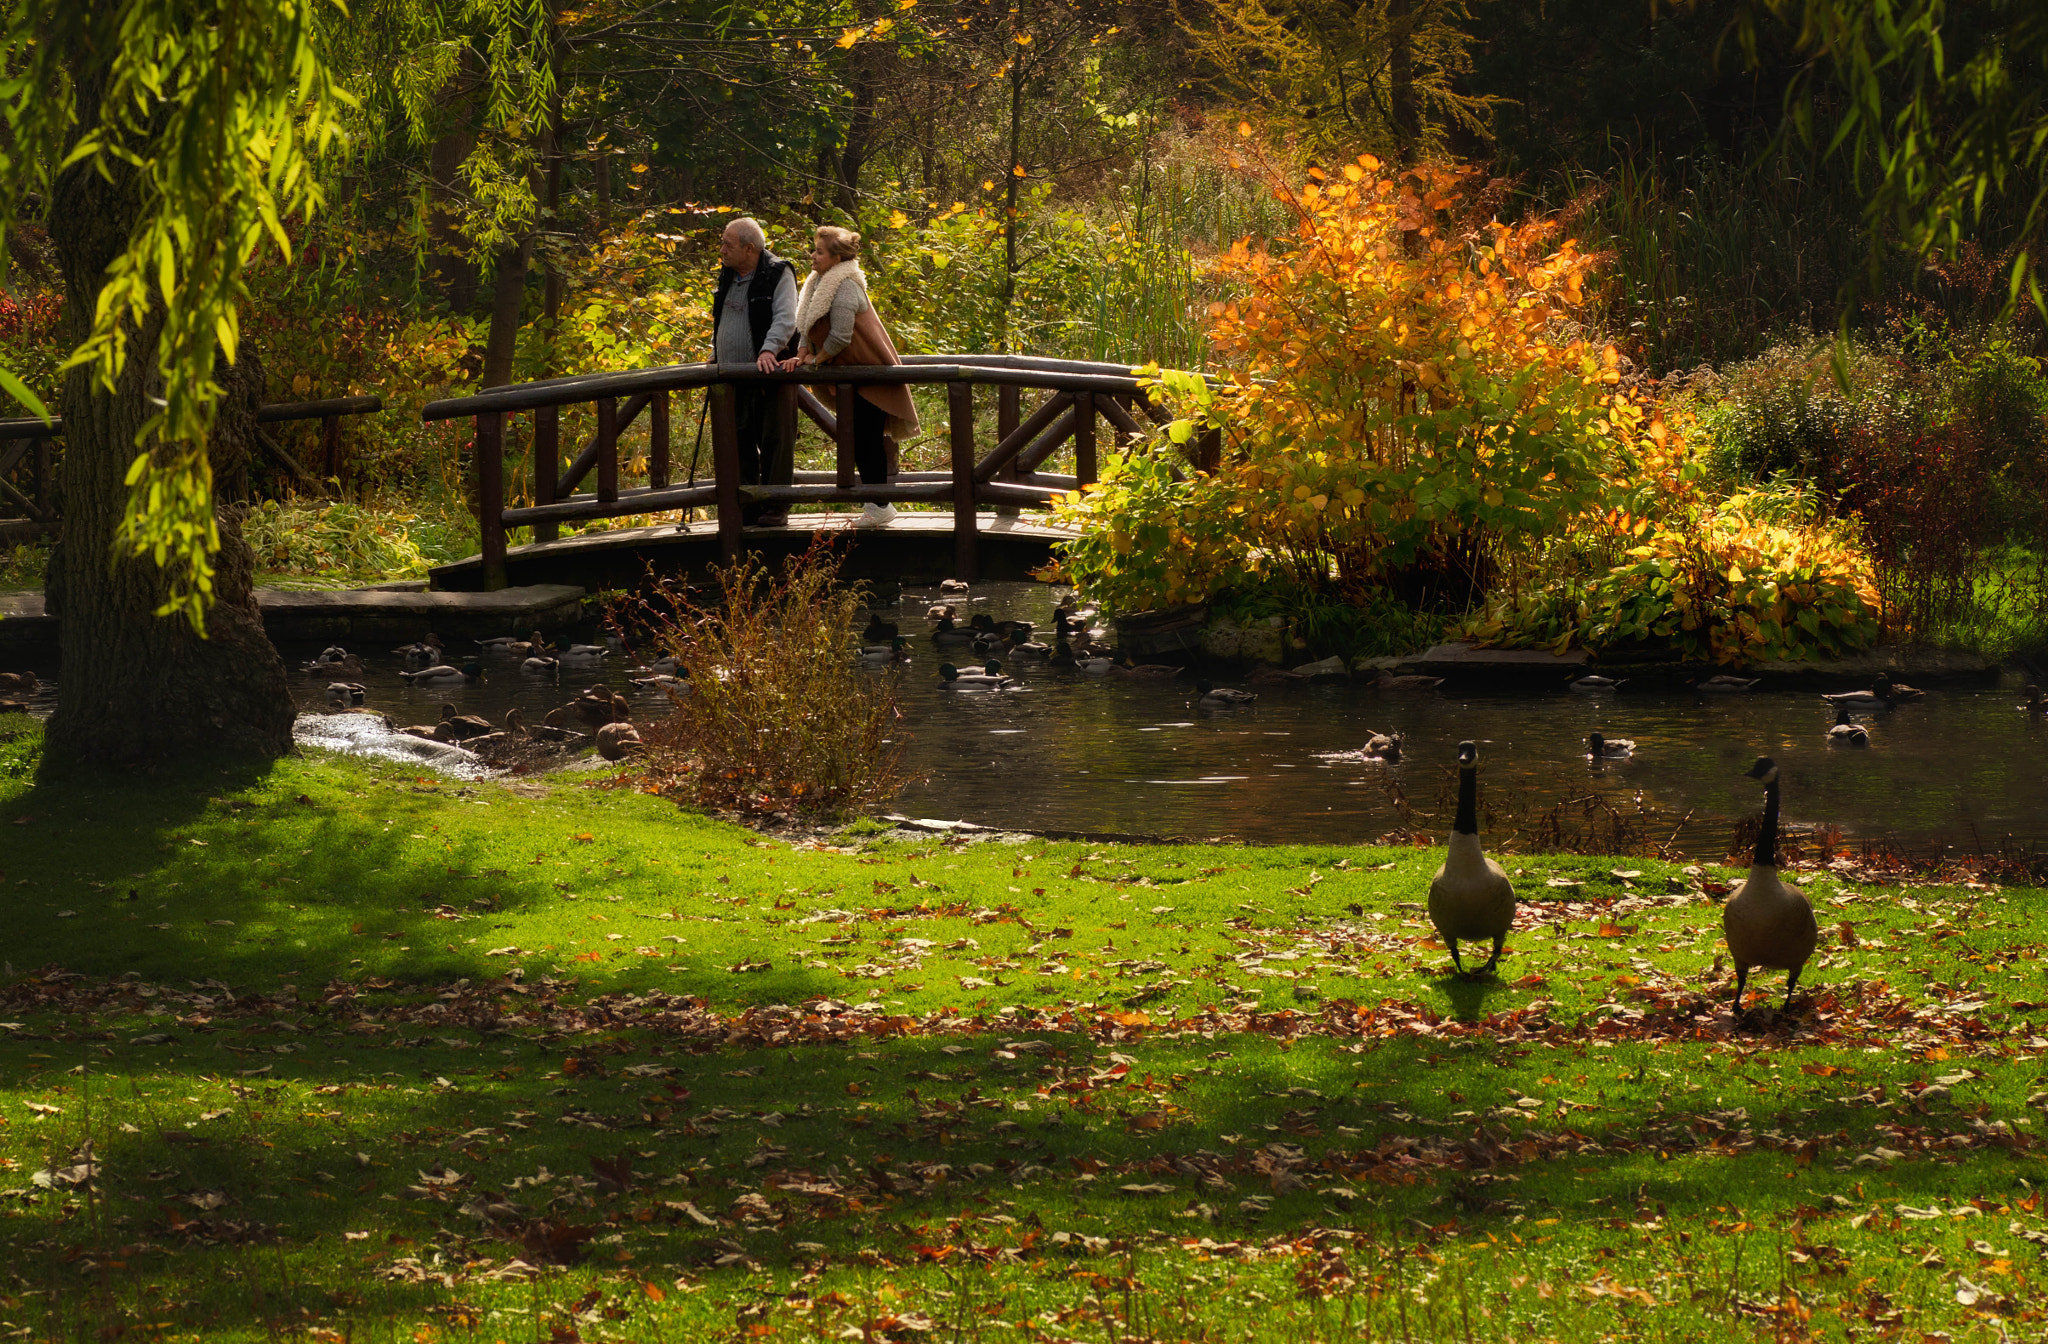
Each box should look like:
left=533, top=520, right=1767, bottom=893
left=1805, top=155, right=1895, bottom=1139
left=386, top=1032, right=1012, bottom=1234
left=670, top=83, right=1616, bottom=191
left=1237, top=121, right=1253, bottom=138
left=1013, top=31, right=1032, bottom=44
left=887, top=209, right=909, bottom=228
left=1011, top=164, right=1027, bottom=177
left=836, top=26, right=860, bottom=46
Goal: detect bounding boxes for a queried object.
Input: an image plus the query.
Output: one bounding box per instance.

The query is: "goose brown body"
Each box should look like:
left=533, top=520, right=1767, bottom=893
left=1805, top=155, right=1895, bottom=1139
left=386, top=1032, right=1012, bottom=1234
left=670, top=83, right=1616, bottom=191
left=1426, top=741, right=1516, bottom=976
left=1723, top=757, right=1818, bottom=1012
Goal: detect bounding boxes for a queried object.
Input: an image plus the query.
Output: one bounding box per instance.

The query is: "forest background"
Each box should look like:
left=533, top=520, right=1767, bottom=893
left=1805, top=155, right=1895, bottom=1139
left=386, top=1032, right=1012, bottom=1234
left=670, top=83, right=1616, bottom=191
left=3, top=0, right=2046, bottom=669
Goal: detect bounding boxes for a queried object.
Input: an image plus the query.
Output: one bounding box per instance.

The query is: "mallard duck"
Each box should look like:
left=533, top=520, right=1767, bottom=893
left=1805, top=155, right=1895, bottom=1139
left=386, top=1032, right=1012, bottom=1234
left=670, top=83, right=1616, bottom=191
left=520, top=656, right=561, bottom=677
left=1362, top=730, right=1403, bottom=761
left=1194, top=679, right=1256, bottom=707
left=595, top=721, right=644, bottom=761
left=556, top=644, right=609, bottom=668
left=0, top=671, right=39, bottom=695
left=301, top=645, right=351, bottom=672
left=1827, top=704, right=1870, bottom=745
left=1048, top=640, right=1079, bottom=669
left=302, top=650, right=365, bottom=677
left=391, top=635, right=444, bottom=666
left=572, top=687, right=629, bottom=726
left=1587, top=731, right=1634, bottom=758
left=479, top=630, right=549, bottom=657
left=970, top=631, right=1004, bottom=659
left=930, top=617, right=975, bottom=647
left=939, top=578, right=970, bottom=595
left=861, top=613, right=898, bottom=645
left=1568, top=675, right=1625, bottom=693
left=323, top=681, right=367, bottom=709
left=938, top=661, right=1012, bottom=690
left=1694, top=675, right=1760, bottom=693
left=925, top=602, right=956, bottom=622
left=1821, top=682, right=1894, bottom=710
left=2020, top=684, right=2045, bottom=716
left=1111, top=655, right=1181, bottom=679
left=1427, top=740, right=1516, bottom=978
left=1006, top=631, right=1051, bottom=659
left=1723, top=757, right=1818, bottom=1014
left=0, top=699, right=27, bottom=715
left=1377, top=672, right=1445, bottom=692
left=860, top=637, right=911, bottom=665
left=629, top=655, right=681, bottom=677
left=632, top=673, right=691, bottom=695
left=437, top=703, right=494, bottom=741
left=399, top=659, right=482, bottom=687
left=534, top=708, right=584, bottom=743
left=1076, top=652, right=1115, bottom=675
left=1877, top=675, right=1927, bottom=703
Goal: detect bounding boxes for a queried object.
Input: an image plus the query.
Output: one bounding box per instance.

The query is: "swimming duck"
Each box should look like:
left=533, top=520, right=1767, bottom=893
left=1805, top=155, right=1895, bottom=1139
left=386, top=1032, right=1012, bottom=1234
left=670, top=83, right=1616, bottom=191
left=1426, top=740, right=1516, bottom=978
left=1820, top=682, right=1894, bottom=710
left=1005, top=630, right=1051, bottom=659
left=437, top=703, right=494, bottom=741
left=630, top=655, right=681, bottom=677
left=1048, top=640, right=1078, bottom=669
left=1877, top=675, right=1927, bottom=703
left=860, top=637, right=911, bottom=665
left=861, top=613, right=899, bottom=645
left=1587, top=731, right=1634, bottom=758
left=1827, top=705, right=1869, bottom=746
left=1376, top=672, right=1445, bottom=692
left=970, top=631, right=1004, bottom=659
left=1111, top=654, right=1181, bottom=679
left=521, top=656, right=561, bottom=677
left=925, top=602, right=956, bottom=622
left=1194, top=679, right=1256, bottom=708
left=391, top=635, right=444, bottom=666
left=399, top=659, right=482, bottom=687
left=0, top=671, right=39, bottom=695
left=479, top=630, right=549, bottom=657
left=930, top=617, right=976, bottom=648
left=2021, top=684, right=2045, bottom=716
left=938, top=661, right=1012, bottom=690
left=1694, top=675, right=1760, bottom=693
left=301, top=645, right=352, bottom=673
left=1568, top=675, right=1625, bottom=693
left=632, top=674, right=692, bottom=697
left=324, top=681, right=367, bottom=709
left=302, top=650, right=365, bottom=677
left=939, top=578, right=970, bottom=595
left=595, top=721, right=644, bottom=761
left=1723, top=756, right=1818, bottom=1015
left=1076, top=652, right=1115, bottom=675
left=555, top=644, right=609, bottom=668
left=1362, top=730, right=1403, bottom=761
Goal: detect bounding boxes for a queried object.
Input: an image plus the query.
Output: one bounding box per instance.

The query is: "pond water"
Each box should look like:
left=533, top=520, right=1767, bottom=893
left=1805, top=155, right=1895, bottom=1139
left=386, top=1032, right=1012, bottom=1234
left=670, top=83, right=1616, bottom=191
left=6, top=580, right=2044, bottom=856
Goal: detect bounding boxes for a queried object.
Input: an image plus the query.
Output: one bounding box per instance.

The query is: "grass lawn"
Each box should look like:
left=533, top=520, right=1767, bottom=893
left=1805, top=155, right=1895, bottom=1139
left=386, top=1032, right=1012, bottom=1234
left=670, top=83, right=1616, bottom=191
left=0, top=711, right=2044, bottom=1342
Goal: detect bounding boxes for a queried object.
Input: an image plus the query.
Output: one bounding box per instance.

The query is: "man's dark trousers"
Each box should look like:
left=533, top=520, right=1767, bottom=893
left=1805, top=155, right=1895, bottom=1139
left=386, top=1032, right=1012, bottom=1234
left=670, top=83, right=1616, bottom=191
left=733, top=384, right=789, bottom=525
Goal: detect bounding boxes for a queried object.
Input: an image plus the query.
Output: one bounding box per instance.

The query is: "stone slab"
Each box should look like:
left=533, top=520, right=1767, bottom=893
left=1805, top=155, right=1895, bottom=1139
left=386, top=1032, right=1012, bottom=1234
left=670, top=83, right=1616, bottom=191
left=1409, top=642, right=1590, bottom=678
left=1749, top=645, right=1994, bottom=685
left=0, top=583, right=588, bottom=656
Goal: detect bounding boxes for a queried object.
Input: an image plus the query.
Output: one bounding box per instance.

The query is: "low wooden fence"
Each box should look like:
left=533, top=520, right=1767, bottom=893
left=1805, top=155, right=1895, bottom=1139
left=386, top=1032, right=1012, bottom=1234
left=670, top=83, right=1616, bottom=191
left=0, top=395, right=383, bottom=543
left=421, top=354, right=1219, bottom=588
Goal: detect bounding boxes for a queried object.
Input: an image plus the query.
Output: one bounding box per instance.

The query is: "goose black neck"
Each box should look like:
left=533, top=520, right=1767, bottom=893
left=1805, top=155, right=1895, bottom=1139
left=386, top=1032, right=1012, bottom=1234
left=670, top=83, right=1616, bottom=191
left=1454, top=764, right=1478, bottom=836
left=1755, top=775, right=1779, bottom=868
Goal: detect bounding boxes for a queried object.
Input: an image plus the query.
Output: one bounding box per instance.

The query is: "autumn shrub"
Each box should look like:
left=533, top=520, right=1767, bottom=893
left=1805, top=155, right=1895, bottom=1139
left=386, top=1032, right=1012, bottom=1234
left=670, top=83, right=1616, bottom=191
left=0, top=290, right=63, bottom=410
left=621, top=541, right=908, bottom=820
left=1057, top=155, right=1665, bottom=617
left=240, top=497, right=437, bottom=585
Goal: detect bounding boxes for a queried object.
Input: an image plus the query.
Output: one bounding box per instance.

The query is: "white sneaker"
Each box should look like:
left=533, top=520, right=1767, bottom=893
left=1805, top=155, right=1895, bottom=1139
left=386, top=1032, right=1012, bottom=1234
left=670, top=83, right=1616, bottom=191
left=857, top=502, right=897, bottom=528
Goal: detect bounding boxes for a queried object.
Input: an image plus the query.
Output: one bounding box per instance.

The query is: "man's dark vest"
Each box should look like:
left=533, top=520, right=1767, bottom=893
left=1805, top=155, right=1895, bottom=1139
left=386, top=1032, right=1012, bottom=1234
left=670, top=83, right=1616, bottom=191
left=712, top=249, right=797, bottom=360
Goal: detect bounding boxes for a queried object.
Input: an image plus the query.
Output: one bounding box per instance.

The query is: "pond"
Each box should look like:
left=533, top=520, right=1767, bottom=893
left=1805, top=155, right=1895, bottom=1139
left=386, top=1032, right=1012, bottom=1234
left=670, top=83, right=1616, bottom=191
left=6, top=580, right=2043, bottom=857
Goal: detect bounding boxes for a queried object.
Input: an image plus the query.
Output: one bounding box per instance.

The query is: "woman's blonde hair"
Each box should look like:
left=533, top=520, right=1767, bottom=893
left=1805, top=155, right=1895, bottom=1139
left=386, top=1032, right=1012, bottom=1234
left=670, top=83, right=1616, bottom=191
left=814, top=225, right=862, bottom=261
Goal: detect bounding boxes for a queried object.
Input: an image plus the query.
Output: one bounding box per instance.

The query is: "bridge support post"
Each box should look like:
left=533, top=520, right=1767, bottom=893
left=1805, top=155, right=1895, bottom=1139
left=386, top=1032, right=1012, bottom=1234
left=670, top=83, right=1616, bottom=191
left=995, top=385, right=1020, bottom=519
left=320, top=413, right=340, bottom=485
left=649, top=390, right=669, bottom=489
left=1197, top=426, right=1221, bottom=475
left=596, top=396, right=618, bottom=504
left=949, top=381, right=978, bottom=582
left=834, top=382, right=857, bottom=491
left=1074, top=390, right=1098, bottom=488
left=710, top=382, right=742, bottom=564
left=534, top=404, right=560, bottom=544
left=476, top=410, right=507, bottom=591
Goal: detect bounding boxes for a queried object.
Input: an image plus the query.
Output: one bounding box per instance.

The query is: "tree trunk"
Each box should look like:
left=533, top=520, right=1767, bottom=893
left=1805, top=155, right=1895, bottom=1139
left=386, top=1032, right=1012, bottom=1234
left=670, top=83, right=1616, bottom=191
left=1388, top=0, right=1420, bottom=163
left=40, top=63, right=295, bottom=772
left=481, top=236, right=531, bottom=389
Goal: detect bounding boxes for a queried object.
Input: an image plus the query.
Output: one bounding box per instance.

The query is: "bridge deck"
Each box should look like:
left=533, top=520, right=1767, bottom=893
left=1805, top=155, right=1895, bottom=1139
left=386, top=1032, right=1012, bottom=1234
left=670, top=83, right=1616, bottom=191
left=428, top=511, right=1074, bottom=593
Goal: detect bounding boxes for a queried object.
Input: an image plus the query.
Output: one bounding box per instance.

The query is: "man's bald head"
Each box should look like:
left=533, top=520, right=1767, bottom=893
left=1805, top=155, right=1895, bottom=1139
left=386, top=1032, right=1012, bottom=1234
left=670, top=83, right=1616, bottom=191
left=719, top=217, right=767, bottom=273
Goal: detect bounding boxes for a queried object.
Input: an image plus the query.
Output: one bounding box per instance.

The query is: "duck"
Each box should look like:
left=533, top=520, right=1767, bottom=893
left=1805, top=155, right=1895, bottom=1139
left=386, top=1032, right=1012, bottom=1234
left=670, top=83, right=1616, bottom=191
left=1362, top=730, right=1403, bottom=761
left=479, top=630, right=549, bottom=657
left=595, top=721, right=644, bottom=761
left=1111, top=654, right=1181, bottom=679
left=1723, top=756, right=1818, bottom=1015
left=0, top=671, right=39, bottom=695
left=1587, top=731, right=1634, bottom=759
left=1827, top=704, right=1870, bottom=745
left=520, top=656, right=561, bottom=677
left=436, top=703, right=495, bottom=742
left=925, top=602, right=956, bottom=623
left=303, top=650, right=365, bottom=677
left=301, top=645, right=352, bottom=673
left=1076, top=651, right=1115, bottom=675
left=323, top=681, right=367, bottom=709
left=632, top=673, right=691, bottom=695
left=939, top=578, right=970, bottom=595
left=1426, top=740, right=1516, bottom=978
left=1376, top=672, right=1445, bottom=692
left=1246, top=664, right=1314, bottom=686
left=861, top=613, right=899, bottom=645
left=572, top=687, right=630, bottom=726
left=1693, top=675, right=1760, bottom=693
left=938, top=661, right=1012, bottom=690
left=1194, top=679, right=1256, bottom=708
left=930, top=617, right=976, bottom=647
left=970, top=631, right=1004, bottom=659
left=1567, top=675, right=1625, bottom=693
left=1005, top=631, right=1051, bottom=659
left=1877, top=674, right=1927, bottom=703
left=860, top=637, right=911, bottom=665
left=1820, top=682, right=1894, bottom=711
left=399, top=659, right=483, bottom=687
left=462, top=709, right=534, bottom=755
left=629, top=654, right=681, bottom=677
left=391, top=635, right=444, bottom=666
left=555, top=644, right=609, bottom=668
left=534, top=708, right=584, bottom=744
left=1048, top=640, right=1079, bottom=669
left=2021, top=684, right=2045, bottom=716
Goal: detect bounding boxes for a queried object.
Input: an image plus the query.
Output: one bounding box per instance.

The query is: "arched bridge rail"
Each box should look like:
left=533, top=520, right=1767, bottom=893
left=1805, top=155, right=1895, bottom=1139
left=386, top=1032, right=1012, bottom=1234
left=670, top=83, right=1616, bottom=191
left=421, top=355, right=1220, bottom=589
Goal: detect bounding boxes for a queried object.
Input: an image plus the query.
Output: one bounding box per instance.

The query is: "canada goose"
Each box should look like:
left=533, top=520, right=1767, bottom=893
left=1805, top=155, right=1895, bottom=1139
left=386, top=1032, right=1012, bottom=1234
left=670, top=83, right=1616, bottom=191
left=860, top=637, right=911, bottom=665
left=1568, top=675, right=1625, bottom=693
left=437, top=703, right=494, bottom=741
left=2021, top=684, right=2045, bottom=715
left=1827, top=705, right=1869, bottom=746
left=324, top=681, right=367, bottom=709
left=0, top=671, right=38, bottom=695
left=399, top=659, right=482, bottom=687
left=1723, top=757, right=1818, bottom=1014
left=1376, top=672, right=1444, bottom=692
left=391, top=635, right=444, bottom=666
left=1194, top=680, right=1256, bottom=707
left=1110, top=655, right=1181, bottom=679
left=1694, top=675, right=1760, bottom=693
left=1821, top=682, right=1894, bottom=710
left=939, top=578, right=970, bottom=595
left=1877, top=675, right=1927, bottom=703
left=1362, top=731, right=1403, bottom=761
left=938, top=661, right=1012, bottom=690
left=521, top=656, right=561, bottom=677
left=1426, top=740, right=1516, bottom=977
left=595, top=721, right=644, bottom=761
left=1587, top=731, right=1634, bottom=758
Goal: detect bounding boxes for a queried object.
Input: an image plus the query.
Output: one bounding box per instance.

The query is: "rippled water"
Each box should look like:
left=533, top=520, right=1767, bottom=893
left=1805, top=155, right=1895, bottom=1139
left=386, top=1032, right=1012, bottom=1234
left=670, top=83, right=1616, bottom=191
left=7, top=580, right=2044, bottom=854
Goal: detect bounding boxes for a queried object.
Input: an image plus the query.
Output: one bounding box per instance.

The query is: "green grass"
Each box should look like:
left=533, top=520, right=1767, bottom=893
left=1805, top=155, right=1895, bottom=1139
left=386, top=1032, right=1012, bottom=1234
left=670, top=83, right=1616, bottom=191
left=2, top=712, right=2046, bottom=1341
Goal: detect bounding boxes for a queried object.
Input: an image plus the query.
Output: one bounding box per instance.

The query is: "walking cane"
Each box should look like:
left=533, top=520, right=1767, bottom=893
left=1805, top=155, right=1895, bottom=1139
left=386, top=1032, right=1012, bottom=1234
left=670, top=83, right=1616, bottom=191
left=683, top=388, right=710, bottom=521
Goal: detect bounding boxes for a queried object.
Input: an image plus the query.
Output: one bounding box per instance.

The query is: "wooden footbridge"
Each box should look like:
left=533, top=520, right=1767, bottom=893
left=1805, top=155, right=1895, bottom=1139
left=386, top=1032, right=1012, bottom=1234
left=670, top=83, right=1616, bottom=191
left=421, top=355, right=1218, bottom=591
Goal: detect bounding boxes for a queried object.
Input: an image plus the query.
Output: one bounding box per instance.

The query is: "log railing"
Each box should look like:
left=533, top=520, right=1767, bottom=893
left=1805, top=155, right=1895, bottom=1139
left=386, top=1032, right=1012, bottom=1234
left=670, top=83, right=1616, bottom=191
left=0, top=395, right=384, bottom=542
left=421, top=355, right=1221, bottom=590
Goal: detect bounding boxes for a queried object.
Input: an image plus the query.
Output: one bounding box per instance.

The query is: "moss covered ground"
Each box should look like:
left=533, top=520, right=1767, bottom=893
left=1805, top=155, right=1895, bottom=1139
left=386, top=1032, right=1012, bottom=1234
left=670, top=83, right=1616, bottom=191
left=0, top=712, right=2043, bottom=1342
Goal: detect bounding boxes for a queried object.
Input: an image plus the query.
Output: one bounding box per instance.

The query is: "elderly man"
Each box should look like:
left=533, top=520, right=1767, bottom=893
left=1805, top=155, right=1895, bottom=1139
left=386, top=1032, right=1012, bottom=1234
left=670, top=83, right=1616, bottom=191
left=712, top=217, right=799, bottom=526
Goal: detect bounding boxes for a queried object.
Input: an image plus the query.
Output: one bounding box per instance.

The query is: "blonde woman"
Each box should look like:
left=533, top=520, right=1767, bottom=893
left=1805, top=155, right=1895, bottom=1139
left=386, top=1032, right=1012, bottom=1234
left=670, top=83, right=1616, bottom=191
left=782, top=226, right=920, bottom=526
